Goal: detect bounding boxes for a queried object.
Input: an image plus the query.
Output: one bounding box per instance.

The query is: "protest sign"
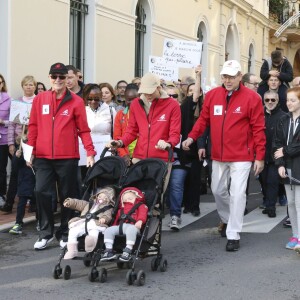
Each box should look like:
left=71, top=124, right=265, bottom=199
left=149, top=56, right=178, bottom=81
left=163, top=39, right=202, bottom=68
left=78, top=134, right=111, bottom=166
left=9, top=99, right=32, bottom=125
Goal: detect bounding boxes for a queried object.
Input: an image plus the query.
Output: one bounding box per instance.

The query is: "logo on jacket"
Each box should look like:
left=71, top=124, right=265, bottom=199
left=61, top=109, right=69, bottom=116
left=233, top=106, right=242, bottom=114
left=158, top=114, right=166, bottom=121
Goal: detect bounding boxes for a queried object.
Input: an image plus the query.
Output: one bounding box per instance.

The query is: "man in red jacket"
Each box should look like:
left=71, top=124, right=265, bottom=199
left=182, top=60, right=265, bottom=252
left=27, top=62, right=96, bottom=250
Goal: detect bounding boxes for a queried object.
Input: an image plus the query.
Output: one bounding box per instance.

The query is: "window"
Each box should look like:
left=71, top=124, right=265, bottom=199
left=135, top=1, right=146, bottom=77
left=69, top=0, right=88, bottom=71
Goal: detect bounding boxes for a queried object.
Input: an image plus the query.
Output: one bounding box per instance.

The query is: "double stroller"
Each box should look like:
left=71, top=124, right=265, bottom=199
left=52, top=148, right=170, bottom=286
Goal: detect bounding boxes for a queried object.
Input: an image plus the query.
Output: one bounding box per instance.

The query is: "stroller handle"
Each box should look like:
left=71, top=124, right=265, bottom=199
left=165, top=146, right=173, bottom=163
left=100, top=147, right=114, bottom=159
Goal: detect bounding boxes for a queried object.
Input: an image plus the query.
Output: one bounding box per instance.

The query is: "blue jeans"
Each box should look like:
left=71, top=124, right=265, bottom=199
left=167, top=167, right=188, bottom=217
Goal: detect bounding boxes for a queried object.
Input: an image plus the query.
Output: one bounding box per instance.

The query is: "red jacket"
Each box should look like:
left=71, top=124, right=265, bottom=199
left=188, top=84, right=265, bottom=161
left=121, top=96, right=181, bottom=162
left=28, top=89, right=96, bottom=159
left=113, top=187, right=148, bottom=226
left=113, top=107, right=130, bottom=157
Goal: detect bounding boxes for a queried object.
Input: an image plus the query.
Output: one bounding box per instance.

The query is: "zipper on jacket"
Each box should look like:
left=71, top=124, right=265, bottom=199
left=52, top=116, right=55, bottom=159
left=146, top=100, right=157, bottom=158
left=221, top=101, right=228, bottom=161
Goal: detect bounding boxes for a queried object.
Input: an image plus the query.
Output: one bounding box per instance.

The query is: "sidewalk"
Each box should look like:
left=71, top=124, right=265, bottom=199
left=0, top=206, right=36, bottom=232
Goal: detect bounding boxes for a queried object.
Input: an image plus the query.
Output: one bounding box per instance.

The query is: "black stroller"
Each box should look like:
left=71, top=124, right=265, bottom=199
left=89, top=154, right=170, bottom=286
left=52, top=152, right=127, bottom=280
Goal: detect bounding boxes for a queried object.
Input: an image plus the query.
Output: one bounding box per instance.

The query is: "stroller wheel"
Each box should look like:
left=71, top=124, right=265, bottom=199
left=98, top=268, right=107, bottom=283
left=160, top=259, right=168, bottom=272
left=117, top=262, right=124, bottom=269
left=151, top=257, right=159, bottom=271
left=136, top=270, right=146, bottom=286
left=63, top=265, right=71, bottom=280
left=83, top=253, right=92, bottom=267
left=88, top=267, right=99, bottom=282
left=52, top=264, right=62, bottom=279
left=126, top=270, right=135, bottom=285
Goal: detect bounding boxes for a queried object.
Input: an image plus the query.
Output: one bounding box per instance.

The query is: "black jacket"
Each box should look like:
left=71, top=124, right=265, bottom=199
left=260, top=58, right=293, bottom=85
left=16, top=154, right=35, bottom=197
left=273, top=113, right=300, bottom=185
left=264, top=105, right=287, bottom=163
left=177, top=95, right=202, bottom=165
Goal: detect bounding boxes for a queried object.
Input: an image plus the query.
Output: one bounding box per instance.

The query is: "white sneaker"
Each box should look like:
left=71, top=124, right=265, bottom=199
left=59, top=239, right=67, bottom=249
left=0, top=196, right=6, bottom=208
left=170, top=215, right=181, bottom=231
left=34, top=236, right=54, bottom=250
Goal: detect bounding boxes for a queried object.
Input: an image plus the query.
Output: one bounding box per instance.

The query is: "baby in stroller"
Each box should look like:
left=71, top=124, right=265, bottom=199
left=101, top=187, right=148, bottom=262
left=63, top=187, right=115, bottom=259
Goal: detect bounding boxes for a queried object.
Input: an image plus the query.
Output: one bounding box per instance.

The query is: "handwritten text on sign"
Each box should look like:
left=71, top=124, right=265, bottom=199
left=149, top=56, right=178, bottom=81
left=163, top=39, right=202, bottom=68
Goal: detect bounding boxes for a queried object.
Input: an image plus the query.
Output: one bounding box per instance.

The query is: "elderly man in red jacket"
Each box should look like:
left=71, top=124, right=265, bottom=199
left=182, top=60, right=266, bottom=252
left=27, top=62, right=96, bottom=250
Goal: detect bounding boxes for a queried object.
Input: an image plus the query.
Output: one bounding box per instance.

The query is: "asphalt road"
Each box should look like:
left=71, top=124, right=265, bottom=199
left=1, top=174, right=300, bottom=300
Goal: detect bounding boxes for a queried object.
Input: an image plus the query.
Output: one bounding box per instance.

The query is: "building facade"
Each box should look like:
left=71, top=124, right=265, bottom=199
left=0, top=0, right=299, bottom=97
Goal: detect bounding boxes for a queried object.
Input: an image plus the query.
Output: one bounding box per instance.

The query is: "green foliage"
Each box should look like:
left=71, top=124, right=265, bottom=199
left=269, top=0, right=288, bottom=15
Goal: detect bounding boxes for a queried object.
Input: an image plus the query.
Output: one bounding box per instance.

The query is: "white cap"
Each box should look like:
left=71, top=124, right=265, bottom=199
left=220, top=60, right=241, bottom=76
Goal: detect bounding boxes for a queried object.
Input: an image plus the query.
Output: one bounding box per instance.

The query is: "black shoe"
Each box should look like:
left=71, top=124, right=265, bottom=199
left=192, top=210, right=200, bottom=217
left=220, top=223, right=227, bottom=238
left=262, top=208, right=269, bottom=214
left=226, top=239, right=240, bottom=252
left=183, top=208, right=190, bottom=214
left=0, top=204, right=13, bottom=213
left=283, top=218, right=291, bottom=228
left=267, top=208, right=276, bottom=218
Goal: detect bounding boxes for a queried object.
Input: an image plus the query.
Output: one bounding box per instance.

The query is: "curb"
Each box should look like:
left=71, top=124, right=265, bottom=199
left=0, top=215, right=36, bottom=232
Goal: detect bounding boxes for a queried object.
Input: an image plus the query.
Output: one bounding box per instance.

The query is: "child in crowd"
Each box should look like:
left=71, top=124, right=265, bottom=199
left=101, top=187, right=148, bottom=262
left=63, top=187, right=115, bottom=259
left=9, top=131, right=36, bottom=234
left=273, top=87, right=300, bottom=252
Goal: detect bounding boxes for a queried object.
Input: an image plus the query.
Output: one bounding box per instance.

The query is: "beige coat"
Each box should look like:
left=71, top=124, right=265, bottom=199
left=65, top=198, right=114, bottom=228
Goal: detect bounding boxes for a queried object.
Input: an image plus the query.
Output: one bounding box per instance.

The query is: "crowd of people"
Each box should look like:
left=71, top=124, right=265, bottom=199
left=0, top=49, right=300, bottom=255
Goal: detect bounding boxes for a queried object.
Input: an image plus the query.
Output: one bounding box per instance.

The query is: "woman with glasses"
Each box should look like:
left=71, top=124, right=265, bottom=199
left=0, top=74, right=11, bottom=208
left=83, top=83, right=116, bottom=139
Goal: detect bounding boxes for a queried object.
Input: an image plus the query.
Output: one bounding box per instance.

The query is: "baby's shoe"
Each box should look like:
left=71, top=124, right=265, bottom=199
left=64, top=242, right=78, bottom=259
left=101, top=249, right=117, bottom=261
left=119, top=247, right=132, bottom=262
left=85, top=235, right=97, bottom=252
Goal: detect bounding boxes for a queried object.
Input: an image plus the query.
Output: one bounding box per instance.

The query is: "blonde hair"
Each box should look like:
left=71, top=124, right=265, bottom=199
left=21, top=75, right=37, bottom=88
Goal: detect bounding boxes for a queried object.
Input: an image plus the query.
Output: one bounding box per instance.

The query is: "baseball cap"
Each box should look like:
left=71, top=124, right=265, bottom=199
left=49, top=62, right=68, bottom=75
left=138, top=73, right=161, bottom=94
left=220, top=60, right=241, bottom=76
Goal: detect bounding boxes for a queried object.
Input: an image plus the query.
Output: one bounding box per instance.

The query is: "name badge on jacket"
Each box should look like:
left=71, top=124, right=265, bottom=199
left=214, top=105, right=223, bottom=115
left=42, top=104, right=50, bottom=115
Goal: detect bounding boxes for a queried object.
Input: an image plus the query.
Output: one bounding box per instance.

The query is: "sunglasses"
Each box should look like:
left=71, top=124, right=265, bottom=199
left=50, top=75, right=66, bottom=80
left=168, top=94, right=178, bottom=99
left=264, top=98, right=277, bottom=103
left=88, top=97, right=100, bottom=102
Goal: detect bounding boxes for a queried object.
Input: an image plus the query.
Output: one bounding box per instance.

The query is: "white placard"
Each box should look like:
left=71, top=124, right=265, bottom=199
left=9, top=99, right=32, bottom=125
left=163, top=39, right=202, bottom=68
left=149, top=56, right=178, bottom=81
left=21, top=140, right=33, bottom=163
left=78, top=134, right=111, bottom=166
